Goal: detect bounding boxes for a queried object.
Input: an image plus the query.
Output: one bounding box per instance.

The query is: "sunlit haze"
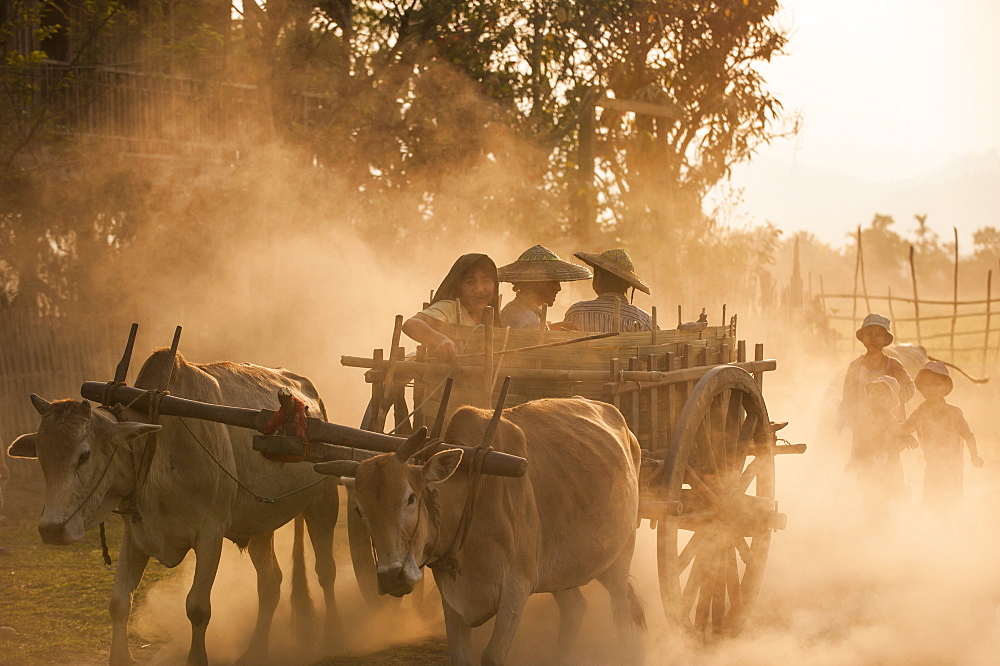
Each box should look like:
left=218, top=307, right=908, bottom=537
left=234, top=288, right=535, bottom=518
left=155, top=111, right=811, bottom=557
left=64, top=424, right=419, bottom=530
left=727, top=0, right=1000, bottom=248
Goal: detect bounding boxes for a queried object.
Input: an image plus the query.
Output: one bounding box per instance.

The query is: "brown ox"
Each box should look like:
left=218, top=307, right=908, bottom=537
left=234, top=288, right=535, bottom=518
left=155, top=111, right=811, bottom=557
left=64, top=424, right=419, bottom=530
left=348, top=397, right=645, bottom=665
left=8, top=350, right=340, bottom=666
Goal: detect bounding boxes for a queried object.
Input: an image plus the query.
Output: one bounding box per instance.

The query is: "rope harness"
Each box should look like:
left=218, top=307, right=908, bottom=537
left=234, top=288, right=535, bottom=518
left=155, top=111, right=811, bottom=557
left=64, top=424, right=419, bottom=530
left=260, top=394, right=312, bottom=463
left=401, top=439, right=493, bottom=579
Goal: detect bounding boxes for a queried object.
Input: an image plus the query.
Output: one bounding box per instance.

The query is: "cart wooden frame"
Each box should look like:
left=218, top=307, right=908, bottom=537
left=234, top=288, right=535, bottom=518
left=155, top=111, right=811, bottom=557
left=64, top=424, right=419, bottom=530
left=339, top=307, right=804, bottom=641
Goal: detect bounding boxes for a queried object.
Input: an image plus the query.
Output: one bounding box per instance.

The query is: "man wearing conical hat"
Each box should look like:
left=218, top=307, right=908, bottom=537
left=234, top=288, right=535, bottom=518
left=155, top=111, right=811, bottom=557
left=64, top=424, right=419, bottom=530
left=561, top=249, right=654, bottom=333
left=497, top=245, right=592, bottom=330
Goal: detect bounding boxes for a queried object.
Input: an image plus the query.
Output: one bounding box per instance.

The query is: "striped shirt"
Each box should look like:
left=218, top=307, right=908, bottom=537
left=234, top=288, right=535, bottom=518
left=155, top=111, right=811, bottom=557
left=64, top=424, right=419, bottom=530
left=564, top=293, right=653, bottom=333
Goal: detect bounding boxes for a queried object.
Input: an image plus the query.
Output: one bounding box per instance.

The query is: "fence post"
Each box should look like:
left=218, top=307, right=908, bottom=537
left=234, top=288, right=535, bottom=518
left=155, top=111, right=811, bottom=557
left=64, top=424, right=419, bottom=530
left=887, top=286, right=897, bottom=340
left=950, top=227, right=959, bottom=363
left=983, top=270, right=992, bottom=374
left=909, top=245, right=922, bottom=346
left=858, top=225, right=872, bottom=313
left=852, top=226, right=861, bottom=327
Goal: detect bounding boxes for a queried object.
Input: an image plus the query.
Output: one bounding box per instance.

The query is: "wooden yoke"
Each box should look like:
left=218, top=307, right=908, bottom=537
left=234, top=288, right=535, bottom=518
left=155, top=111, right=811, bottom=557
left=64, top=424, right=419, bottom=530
left=80, top=382, right=527, bottom=478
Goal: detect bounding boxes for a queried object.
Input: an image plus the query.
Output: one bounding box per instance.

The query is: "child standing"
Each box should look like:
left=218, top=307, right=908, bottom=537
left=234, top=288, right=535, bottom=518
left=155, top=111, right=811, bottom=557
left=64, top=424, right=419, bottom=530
left=838, top=314, right=915, bottom=455
left=851, top=376, right=918, bottom=520
left=903, top=361, right=983, bottom=512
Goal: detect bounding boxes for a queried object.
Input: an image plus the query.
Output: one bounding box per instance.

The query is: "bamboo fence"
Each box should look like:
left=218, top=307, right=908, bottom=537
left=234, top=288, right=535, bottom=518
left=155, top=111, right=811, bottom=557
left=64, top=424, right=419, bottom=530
left=816, top=228, right=1000, bottom=370
left=0, top=309, right=122, bottom=513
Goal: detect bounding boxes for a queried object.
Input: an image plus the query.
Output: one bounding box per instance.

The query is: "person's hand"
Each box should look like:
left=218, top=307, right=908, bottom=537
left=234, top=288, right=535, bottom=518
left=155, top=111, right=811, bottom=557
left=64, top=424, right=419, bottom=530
left=549, top=321, right=578, bottom=331
left=903, top=436, right=919, bottom=450
left=434, top=339, right=460, bottom=364
left=972, top=454, right=985, bottom=468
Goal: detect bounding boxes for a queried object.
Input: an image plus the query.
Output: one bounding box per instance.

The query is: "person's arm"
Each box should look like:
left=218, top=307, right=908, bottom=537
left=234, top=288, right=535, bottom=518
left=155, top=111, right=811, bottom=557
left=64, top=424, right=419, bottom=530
left=889, top=358, right=916, bottom=406
left=956, top=410, right=984, bottom=467
left=837, top=359, right=857, bottom=433
left=402, top=314, right=460, bottom=363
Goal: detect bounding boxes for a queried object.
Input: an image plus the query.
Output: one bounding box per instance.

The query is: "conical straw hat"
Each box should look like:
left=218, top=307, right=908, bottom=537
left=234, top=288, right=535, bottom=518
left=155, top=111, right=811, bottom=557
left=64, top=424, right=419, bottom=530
left=497, top=245, right=593, bottom=283
left=573, top=248, right=651, bottom=294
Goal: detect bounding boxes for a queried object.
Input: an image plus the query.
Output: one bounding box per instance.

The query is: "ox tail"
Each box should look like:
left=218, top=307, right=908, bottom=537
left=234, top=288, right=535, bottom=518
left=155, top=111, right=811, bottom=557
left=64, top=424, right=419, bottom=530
left=927, top=356, right=990, bottom=384
left=290, top=514, right=316, bottom=646
left=627, top=578, right=647, bottom=632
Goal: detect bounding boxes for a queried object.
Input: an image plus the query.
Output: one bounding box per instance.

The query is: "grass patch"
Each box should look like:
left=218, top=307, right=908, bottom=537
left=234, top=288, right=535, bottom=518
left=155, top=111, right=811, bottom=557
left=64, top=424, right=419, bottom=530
left=0, top=517, right=175, bottom=665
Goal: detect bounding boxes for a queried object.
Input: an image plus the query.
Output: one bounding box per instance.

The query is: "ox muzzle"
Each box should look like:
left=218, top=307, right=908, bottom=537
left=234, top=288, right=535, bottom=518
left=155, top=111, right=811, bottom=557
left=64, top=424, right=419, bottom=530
left=376, top=561, right=422, bottom=597
left=38, top=515, right=84, bottom=545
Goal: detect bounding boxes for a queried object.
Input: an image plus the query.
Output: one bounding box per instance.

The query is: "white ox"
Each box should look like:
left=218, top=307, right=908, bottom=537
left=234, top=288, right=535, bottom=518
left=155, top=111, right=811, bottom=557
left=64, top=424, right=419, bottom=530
left=8, top=350, right=341, bottom=666
left=346, top=397, right=645, bottom=665
left=885, top=343, right=988, bottom=384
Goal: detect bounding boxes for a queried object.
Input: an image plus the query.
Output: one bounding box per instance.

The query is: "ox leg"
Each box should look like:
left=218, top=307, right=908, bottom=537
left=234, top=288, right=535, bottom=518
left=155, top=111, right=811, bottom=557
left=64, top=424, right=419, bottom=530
left=551, top=588, right=586, bottom=661
left=109, top=528, right=149, bottom=666
left=237, top=532, right=282, bottom=664
left=482, top=582, right=530, bottom=666
left=303, top=491, right=343, bottom=648
left=186, top=537, right=223, bottom=666
left=596, top=535, right=645, bottom=664
left=442, top=599, right=472, bottom=666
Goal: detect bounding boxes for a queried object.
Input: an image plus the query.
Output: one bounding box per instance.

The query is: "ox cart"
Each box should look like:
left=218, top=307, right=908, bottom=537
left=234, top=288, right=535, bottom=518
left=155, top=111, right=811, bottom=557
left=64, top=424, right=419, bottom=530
left=77, top=308, right=803, bottom=645
left=336, top=307, right=806, bottom=640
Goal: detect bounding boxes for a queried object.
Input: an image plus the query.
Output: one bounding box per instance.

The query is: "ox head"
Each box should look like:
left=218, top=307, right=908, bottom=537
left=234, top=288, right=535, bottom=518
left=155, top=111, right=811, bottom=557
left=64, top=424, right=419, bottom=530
left=349, top=428, right=463, bottom=597
left=8, top=394, right=161, bottom=544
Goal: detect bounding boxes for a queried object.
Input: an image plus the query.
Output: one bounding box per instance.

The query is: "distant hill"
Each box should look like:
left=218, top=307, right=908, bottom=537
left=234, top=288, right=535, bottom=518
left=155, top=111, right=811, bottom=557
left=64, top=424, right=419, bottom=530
left=728, top=150, right=1000, bottom=250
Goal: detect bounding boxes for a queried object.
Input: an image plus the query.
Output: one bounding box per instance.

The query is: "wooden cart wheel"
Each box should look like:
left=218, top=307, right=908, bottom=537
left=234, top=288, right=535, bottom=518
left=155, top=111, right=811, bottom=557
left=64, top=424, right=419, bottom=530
left=656, top=365, right=776, bottom=641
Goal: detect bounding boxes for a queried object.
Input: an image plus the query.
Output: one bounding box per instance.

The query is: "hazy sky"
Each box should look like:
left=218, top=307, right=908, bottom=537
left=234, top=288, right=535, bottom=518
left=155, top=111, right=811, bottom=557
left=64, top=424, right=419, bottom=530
left=725, top=1, right=1000, bottom=247
left=755, top=0, right=1000, bottom=178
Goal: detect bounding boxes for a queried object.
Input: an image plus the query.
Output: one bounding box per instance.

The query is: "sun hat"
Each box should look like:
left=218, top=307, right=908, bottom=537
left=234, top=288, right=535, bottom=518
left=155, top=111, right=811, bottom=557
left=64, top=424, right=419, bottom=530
left=573, top=248, right=651, bottom=294
left=497, top=245, right=593, bottom=283
left=865, top=375, right=900, bottom=402
left=856, top=313, right=893, bottom=345
left=915, top=360, right=953, bottom=395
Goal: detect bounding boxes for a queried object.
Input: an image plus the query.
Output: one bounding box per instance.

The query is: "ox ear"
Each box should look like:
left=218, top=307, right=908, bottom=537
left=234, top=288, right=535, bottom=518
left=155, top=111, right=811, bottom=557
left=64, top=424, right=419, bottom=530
left=8, top=433, right=38, bottom=459
left=422, top=448, right=463, bottom=485
left=115, top=422, right=162, bottom=444
left=30, top=394, right=51, bottom=415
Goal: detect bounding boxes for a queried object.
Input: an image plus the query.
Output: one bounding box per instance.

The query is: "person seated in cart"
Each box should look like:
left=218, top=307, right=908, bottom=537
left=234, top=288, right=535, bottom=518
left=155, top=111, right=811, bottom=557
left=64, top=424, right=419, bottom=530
left=497, top=245, right=592, bottom=330
left=559, top=248, right=654, bottom=332
left=838, top=313, right=915, bottom=463
left=902, top=361, right=984, bottom=513
left=402, top=253, right=500, bottom=364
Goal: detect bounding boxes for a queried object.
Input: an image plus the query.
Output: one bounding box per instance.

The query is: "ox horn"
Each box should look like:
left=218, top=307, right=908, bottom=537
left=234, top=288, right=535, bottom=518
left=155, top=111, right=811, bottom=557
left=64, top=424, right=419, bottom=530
left=157, top=326, right=183, bottom=390
left=113, top=322, right=139, bottom=384
left=313, top=460, right=360, bottom=477
left=395, top=427, right=428, bottom=462
left=429, top=377, right=454, bottom=440
left=30, top=394, right=51, bottom=415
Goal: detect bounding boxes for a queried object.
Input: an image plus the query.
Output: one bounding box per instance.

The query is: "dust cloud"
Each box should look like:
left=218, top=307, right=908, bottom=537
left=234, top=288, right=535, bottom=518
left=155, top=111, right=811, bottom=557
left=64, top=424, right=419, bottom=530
left=14, top=90, right=1000, bottom=666
left=124, top=300, right=1000, bottom=665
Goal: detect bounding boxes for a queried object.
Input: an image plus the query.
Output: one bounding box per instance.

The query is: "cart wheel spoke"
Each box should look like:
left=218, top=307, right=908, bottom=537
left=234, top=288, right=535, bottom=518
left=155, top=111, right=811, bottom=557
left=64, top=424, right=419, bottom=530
left=685, top=465, right=721, bottom=506
left=698, top=413, right=720, bottom=479
left=724, top=390, right=744, bottom=467
left=693, top=550, right=715, bottom=632
left=711, top=547, right=727, bottom=631
left=738, top=456, right=766, bottom=494
left=735, top=535, right=753, bottom=565
left=726, top=545, right=744, bottom=620
left=678, top=532, right=707, bottom=572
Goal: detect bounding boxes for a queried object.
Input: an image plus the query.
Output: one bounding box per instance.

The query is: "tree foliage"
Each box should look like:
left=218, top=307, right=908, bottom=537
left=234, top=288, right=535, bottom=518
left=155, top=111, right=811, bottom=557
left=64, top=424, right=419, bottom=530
left=1, top=0, right=795, bottom=312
